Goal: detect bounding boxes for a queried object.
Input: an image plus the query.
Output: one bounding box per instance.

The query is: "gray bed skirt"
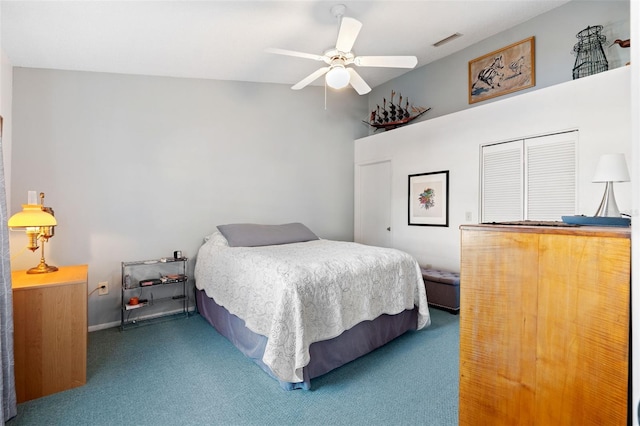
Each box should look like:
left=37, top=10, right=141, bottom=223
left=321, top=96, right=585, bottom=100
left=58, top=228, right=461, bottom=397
left=196, top=288, right=418, bottom=390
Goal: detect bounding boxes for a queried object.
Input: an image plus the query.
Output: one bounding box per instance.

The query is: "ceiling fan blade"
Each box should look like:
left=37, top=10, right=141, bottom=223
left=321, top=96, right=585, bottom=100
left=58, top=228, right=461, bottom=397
left=335, top=17, right=362, bottom=52
left=354, top=56, right=418, bottom=69
left=347, top=68, right=371, bottom=95
left=292, top=67, right=330, bottom=90
left=265, top=48, right=325, bottom=62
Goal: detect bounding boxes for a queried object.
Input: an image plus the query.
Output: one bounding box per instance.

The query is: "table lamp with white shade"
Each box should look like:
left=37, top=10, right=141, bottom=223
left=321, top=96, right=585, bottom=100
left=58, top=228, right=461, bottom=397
left=592, top=153, right=630, bottom=217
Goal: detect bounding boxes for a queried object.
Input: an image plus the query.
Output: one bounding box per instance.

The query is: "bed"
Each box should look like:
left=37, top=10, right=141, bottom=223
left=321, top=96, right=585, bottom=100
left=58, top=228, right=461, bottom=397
left=194, top=223, right=430, bottom=390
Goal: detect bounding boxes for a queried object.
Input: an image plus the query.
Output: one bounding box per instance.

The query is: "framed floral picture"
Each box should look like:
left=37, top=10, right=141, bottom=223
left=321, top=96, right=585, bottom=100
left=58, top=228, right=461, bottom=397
left=408, top=170, right=449, bottom=227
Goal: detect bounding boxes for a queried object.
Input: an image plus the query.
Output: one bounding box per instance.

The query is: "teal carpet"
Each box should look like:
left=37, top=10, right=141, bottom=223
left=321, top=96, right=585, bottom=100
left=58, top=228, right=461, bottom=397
left=8, top=308, right=459, bottom=425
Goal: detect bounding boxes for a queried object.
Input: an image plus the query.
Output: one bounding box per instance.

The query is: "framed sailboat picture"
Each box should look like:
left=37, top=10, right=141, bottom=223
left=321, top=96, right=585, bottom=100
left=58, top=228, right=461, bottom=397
left=469, top=37, right=535, bottom=104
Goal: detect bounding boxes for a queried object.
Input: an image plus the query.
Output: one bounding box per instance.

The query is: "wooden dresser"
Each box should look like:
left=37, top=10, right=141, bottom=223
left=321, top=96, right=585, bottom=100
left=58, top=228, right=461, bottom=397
left=12, top=264, right=88, bottom=403
left=459, top=224, right=629, bottom=425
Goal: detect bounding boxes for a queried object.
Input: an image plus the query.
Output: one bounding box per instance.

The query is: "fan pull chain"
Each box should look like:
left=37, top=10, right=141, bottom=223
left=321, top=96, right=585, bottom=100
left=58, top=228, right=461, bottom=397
left=324, top=79, right=327, bottom=110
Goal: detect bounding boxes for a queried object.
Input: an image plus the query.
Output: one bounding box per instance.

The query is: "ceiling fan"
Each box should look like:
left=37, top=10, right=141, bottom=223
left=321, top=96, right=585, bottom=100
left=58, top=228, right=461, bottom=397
left=266, top=4, right=418, bottom=95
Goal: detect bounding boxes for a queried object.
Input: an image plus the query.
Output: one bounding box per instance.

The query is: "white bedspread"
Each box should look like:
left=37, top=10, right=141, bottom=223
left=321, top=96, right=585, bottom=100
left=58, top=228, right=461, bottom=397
left=194, top=238, right=430, bottom=383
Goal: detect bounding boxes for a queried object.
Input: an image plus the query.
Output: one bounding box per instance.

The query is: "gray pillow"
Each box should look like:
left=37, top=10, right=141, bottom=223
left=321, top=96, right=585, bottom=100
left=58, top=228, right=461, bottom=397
left=216, top=223, right=319, bottom=247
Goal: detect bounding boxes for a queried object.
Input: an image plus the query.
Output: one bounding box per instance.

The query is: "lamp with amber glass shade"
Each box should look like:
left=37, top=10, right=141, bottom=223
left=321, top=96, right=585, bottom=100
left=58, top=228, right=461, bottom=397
left=8, top=192, right=58, bottom=274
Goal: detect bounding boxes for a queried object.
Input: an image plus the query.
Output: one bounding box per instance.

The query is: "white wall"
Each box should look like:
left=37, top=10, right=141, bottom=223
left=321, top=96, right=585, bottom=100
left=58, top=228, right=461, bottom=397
left=355, top=66, right=631, bottom=272
left=368, top=0, right=630, bottom=128
left=11, top=68, right=367, bottom=328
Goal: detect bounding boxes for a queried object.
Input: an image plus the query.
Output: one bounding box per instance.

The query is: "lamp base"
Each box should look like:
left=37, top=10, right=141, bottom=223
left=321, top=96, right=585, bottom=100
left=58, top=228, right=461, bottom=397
left=594, top=181, right=621, bottom=217
left=27, top=262, right=58, bottom=274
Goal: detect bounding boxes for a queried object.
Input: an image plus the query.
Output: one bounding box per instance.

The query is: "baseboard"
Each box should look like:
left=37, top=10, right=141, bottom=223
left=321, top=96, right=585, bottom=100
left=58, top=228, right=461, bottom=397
left=88, top=306, right=197, bottom=332
left=89, top=321, right=120, bottom=332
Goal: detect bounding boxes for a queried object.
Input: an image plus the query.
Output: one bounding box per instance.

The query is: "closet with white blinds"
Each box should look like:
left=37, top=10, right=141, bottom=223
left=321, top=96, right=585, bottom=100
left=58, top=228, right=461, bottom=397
left=481, top=131, right=578, bottom=223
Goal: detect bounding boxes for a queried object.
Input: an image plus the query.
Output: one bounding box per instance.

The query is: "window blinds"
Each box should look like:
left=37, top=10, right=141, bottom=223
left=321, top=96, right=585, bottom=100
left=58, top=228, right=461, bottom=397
left=482, top=142, right=523, bottom=223
left=481, top=131, right=577, bottom=223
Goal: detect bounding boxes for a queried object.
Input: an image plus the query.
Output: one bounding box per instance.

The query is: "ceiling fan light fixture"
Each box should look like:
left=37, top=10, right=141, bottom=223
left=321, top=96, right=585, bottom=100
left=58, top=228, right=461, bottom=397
left=267, top=5, right=416, bottom=95
left=325, top=65, right=350, bottom=89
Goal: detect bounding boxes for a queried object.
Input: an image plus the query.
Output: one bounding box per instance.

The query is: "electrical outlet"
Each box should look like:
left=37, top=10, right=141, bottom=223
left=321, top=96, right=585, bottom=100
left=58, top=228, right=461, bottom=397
left=98, top=281, right=108, bottom=296
left=465, top=211, right=473, bottom=221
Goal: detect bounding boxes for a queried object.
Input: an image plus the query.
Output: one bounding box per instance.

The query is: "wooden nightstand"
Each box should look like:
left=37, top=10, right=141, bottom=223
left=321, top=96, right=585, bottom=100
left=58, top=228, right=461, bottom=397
left=12, top=264, right=88, bottom=403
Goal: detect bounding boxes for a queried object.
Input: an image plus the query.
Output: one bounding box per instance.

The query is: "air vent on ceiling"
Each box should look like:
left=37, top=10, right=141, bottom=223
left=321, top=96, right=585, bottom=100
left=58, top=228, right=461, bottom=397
left=433, top=33, right=463, bottom=47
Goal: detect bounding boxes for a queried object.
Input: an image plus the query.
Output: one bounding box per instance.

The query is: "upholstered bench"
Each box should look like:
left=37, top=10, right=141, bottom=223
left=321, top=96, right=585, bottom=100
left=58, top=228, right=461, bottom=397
left=420, top=268, right=460, bottom=313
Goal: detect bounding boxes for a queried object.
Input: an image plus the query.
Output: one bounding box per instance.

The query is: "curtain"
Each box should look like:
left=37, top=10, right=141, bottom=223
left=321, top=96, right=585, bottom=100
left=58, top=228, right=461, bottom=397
left=0, top=118, right=17, bottom=420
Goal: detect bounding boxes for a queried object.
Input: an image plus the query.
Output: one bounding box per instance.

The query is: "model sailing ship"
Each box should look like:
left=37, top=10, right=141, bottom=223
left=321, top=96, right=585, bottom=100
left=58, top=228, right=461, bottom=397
left=364, top=90, right=430, bottom=131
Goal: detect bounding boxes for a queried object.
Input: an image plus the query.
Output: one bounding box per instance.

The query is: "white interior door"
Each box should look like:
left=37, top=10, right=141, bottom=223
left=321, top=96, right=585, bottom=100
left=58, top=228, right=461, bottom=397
left=355, top=160, right=392, bottom=247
